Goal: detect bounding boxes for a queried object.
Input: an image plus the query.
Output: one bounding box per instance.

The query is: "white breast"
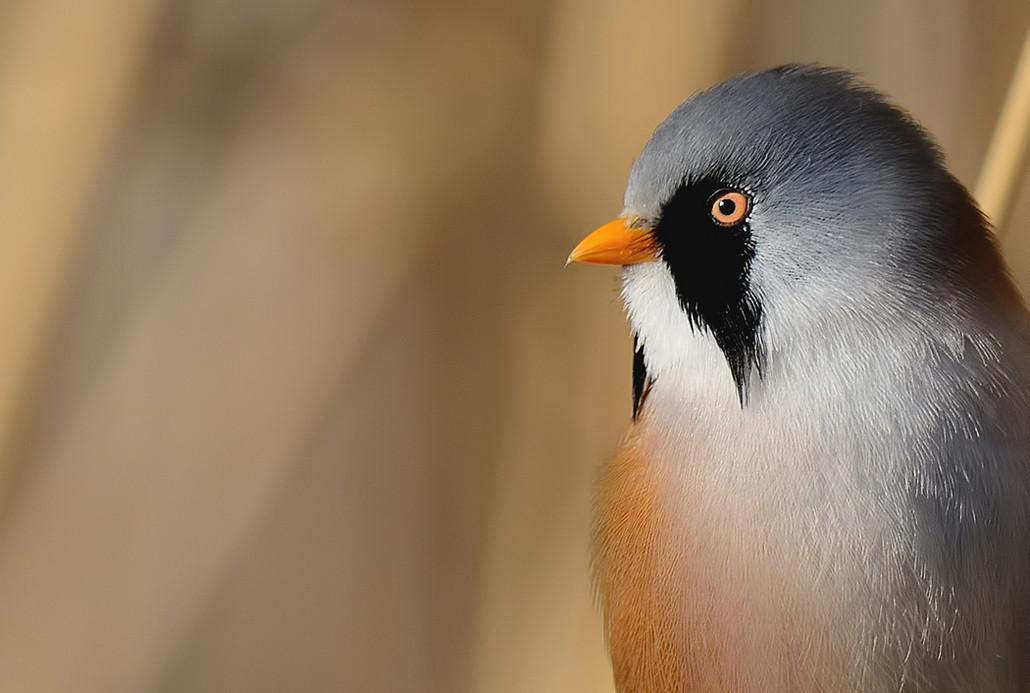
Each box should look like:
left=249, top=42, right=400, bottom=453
left=606, top=261, right=1030, bottom=691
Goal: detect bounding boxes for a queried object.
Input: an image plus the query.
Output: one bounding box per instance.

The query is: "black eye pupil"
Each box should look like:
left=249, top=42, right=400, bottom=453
left=718, top=198, right=736, bottom=216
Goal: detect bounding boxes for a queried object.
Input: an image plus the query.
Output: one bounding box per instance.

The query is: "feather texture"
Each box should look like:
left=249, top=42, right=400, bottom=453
left=593, top=66, right=1030, bottom=692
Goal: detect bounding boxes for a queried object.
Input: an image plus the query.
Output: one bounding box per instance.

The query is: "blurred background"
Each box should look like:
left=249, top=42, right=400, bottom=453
left=0, top=0, right=1028, bottom=691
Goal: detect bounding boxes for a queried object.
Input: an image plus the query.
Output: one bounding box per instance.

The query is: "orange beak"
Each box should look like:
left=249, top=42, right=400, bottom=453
left=566, top=218, right=658, bottom=265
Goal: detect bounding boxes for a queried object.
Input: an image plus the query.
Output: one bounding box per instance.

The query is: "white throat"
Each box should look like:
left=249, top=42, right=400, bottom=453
left=621, top=261, right=741, bottom=407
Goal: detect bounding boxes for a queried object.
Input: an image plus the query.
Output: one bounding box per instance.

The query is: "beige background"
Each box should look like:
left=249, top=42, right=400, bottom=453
left=0, top=1, right=1026, bottom=691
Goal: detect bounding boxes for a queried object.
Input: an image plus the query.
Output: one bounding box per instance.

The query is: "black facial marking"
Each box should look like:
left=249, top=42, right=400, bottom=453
left=652, top=180, right=764, bottom=402
left=632, top=334, right=652, bottom=420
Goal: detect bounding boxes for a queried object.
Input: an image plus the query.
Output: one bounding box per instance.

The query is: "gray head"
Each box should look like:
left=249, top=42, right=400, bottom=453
left=601, top=65, right=1013, bottom=403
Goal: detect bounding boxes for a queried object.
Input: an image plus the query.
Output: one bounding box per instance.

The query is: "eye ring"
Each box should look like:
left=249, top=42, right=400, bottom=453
left=710, top=190, right=750, bottom=226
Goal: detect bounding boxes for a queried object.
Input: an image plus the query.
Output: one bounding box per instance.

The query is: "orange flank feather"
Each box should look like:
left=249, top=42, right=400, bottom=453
left=594, top=423, right=689, bottom=692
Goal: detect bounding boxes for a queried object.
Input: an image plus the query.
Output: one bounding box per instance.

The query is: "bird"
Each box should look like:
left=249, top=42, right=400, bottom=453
left=567, top=65, right=1030, bottom=693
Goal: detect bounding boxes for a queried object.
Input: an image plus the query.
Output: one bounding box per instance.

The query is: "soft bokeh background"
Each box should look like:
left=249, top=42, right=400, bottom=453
left=0, top=1, right=1028, bottom=691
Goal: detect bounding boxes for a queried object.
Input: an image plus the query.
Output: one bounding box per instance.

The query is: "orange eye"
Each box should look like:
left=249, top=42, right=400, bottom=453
left=710, top=191, right=749, bottom=226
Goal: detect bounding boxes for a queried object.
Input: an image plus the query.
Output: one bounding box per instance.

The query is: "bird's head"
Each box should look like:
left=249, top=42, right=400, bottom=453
left=570, top=65, right=999, bottom=405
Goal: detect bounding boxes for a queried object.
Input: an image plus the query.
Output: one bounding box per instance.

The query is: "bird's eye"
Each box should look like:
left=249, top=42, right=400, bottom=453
left=710, top=191, right=749, bottom=226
